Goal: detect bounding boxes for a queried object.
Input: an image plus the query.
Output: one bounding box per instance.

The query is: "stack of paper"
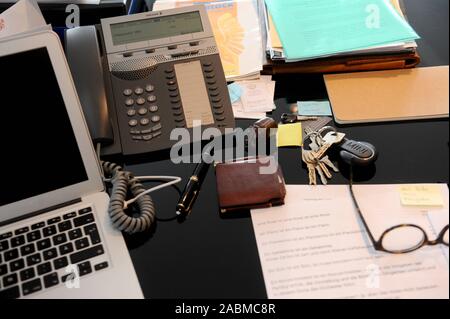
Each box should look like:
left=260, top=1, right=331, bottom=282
left=263, top=0, right=419, bottom=62
left=229, top=75, right=275, bottom=119
left=0, top=0, right=49, bottom=40
left=153, top=0, right=264, bottom=81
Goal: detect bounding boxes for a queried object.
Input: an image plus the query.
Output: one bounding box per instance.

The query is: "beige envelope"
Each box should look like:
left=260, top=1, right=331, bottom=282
left=324, top=66, right=449, bottom=124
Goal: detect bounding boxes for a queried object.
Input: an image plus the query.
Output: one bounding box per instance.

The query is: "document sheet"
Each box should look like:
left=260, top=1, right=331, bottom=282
left=264, top=0, right=419, bottom=61
left=251, top=185, right=449, bottom=299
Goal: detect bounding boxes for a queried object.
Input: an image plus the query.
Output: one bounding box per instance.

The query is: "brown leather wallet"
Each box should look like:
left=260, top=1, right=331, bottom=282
left=215, top=157, right=286, bottom=213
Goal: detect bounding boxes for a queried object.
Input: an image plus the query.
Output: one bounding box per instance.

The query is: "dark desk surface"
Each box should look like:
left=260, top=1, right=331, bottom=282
left=125, top=0, right=449, bottom=298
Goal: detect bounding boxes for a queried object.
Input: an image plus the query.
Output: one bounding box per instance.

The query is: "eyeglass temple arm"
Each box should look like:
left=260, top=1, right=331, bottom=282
left=349, top=165, right=379, bottom=247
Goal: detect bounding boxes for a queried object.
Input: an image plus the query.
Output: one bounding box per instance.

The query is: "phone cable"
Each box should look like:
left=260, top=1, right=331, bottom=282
left=97, top=145, right=181, bottom=234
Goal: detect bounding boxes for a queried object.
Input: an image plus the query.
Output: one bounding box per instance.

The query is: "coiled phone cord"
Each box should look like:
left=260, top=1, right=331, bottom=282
left=97, top=145, right=182, bottom=234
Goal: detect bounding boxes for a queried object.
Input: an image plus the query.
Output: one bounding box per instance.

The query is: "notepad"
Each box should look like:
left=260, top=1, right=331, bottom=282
left=265, top=0, right=419, bottom=60
left=399, top=185, right=445, bottom=207
left=276, top=123, right=303, bottom=147
left=324, top=66, right=450, bottom=124
left=228, top=82, right=243, bottom=104
left=297, top=101, right=333, bottom=116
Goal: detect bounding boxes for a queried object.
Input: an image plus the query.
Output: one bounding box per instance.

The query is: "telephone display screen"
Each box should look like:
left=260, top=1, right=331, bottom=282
left=0, top=48, right=88, bottom=207
left=110, top=11, right=203, bottom=46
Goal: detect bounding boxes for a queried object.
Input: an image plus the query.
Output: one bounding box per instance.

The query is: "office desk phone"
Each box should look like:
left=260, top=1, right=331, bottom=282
left=66, top=5, right=235, bottom=156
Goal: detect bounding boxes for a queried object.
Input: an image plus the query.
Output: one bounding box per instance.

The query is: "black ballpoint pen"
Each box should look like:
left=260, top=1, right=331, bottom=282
left=176, top=160, right=210, bottom=216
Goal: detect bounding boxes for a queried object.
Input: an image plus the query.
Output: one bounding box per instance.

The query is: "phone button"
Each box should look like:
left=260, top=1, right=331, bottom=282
left=125, top=98, right=134, bottom=106
left=206, top=73, right=215, bottom=79
left=171, top=104, right=181, bottom=110
left=145, top=85, right=155, bottom=92
left=207, top=79, right=217, bottom=85
left=149, top=105, right=159, bottom=112
left=152, top=123, right=162, bottom=132
left=167, top=80, right=176, bottom=86
left=152, top=131, right=162, bottom=138
left=123, top=89, right=133, bottom=96
left=213, top=103, right=223, bottom=109
left=140, top=118, right=150, bottom=126
left=142, top=135, right=153, bottom=141
left=208, top=86, right=218, bottom=91
left=165, top=68, right=174, bottom=74
left=130, top=130, right=140, bottom=135
left=166, top=74, right=175, bottom=80
left=132, top=136, right=143, bottom=141
left=128, top=119, right=138, bottom=127
left=134, top=87, right=144, bottom=95
left=216, top=116, right=225, bottom=121
left=138, top=108, right=148, bottom=115
left=204, top=68, right=214, bottom=73
left=151, top=115, right=161, bottom=123
left=136, top=98, right=146, bottom=105
left=203, top=61, right=212, bottom=67
left=212, top=97, right=222, bottom=103
left=169, top=92, right=179, bottom=98
left=214, top=109, right=224, bottom=115
left=171, top=97, right=181, bottom=104
left=127, top=109, right=136, bottom=117
left=209, top=91, right=220, bottom=97
left=147, top=95, right=157, bottom=102
left=173, top=110, right=183, bottom=116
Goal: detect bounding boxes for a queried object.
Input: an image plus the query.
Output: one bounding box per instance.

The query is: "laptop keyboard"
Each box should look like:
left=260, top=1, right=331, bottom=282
left=0, top=205, right=109, bottom=299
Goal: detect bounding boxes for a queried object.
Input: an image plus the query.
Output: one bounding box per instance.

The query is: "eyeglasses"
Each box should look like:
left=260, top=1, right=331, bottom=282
left=348, top=167, right=449, bottom=254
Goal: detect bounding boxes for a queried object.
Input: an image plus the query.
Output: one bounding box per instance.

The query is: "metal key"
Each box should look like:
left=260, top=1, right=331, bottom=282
left=302, top=129, right=344, bottom=185
left=314, top=131, right=346, bottom=159
left=301, top=148, right=318, bottom=185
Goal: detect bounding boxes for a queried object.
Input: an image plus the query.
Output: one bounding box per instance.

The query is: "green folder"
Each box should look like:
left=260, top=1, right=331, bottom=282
left=265, top=0, right=420, bottom=61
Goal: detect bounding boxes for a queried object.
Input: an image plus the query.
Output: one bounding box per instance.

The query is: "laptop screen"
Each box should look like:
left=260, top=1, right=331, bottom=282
left=0, top=47, right=88, bottom=207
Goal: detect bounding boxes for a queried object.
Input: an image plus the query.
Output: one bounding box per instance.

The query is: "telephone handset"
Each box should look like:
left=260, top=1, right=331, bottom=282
left=66, top=6, right=235, bottom=156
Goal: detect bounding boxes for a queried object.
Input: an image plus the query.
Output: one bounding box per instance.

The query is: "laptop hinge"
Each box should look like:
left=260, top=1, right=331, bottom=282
left=0, top=198, right=82, bottom=228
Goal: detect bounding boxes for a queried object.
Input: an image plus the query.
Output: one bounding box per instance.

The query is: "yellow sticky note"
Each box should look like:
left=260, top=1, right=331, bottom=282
left=399, top=184, right=445, bottom=207
left=276, top=123, right=303, bottom=147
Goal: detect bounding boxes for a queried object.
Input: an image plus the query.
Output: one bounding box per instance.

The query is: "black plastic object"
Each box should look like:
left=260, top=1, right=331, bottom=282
left=338, top=139, right=378, bottom=166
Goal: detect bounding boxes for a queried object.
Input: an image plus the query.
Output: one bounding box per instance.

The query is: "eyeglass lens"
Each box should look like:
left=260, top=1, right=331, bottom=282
left=444, top=228, right=449, bottom=245
left=381, top=226, right=426, bottom=253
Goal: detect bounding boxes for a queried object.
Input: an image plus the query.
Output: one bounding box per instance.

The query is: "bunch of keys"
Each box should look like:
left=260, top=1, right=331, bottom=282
left=302, top=126, right=378, bottom=185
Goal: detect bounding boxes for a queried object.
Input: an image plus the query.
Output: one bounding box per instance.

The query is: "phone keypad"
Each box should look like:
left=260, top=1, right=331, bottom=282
left=124, top=83, right=162, bottom=141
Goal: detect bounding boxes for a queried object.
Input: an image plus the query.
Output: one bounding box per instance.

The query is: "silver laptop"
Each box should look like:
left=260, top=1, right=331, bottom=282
left=0, top=30, right=143, bottom=299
